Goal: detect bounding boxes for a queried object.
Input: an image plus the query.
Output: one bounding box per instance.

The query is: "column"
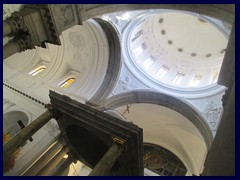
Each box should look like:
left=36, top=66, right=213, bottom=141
left=3, top=110, right=53, bottom=170
left=217, top=22, right=235, bottom=107
left=22, top=141, right=63, bottom=176
left=36, top=146, right=67, bottom=176
left=3, top=41, right=21, bottom=60
left=51, top=156, right=73, bottom=176
left=202, top=22, right=235, bottom=176
left=202, top=82, right=235, bottom=175
left=89, top=143, right=124, bottom=176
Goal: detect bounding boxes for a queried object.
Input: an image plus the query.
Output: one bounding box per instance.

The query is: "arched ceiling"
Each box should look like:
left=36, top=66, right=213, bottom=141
left=3, top=5, right=233, bottom=176
left=114, top=103, right=207, bottom=175
left=151, top=12, right=227, bottom=61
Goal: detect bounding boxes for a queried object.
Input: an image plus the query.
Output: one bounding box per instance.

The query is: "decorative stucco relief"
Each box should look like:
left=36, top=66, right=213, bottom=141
left=112, top=62, right=149, bottom=95
left=201, top=100, right=222, bottom=132
left=113, top=75, right=138, bottom=94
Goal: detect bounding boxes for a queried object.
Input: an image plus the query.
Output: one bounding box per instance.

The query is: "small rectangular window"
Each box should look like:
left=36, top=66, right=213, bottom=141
left=132, top=29, right=143, bottom=42
left=143, top=56, right=156, bottom=69
left=141, top=42, right=147, bottom=50
left=143, top=58, right=153, bottom=69
left=189, top=75, right=202, bottom=87
left=134, top=46, right=143, bottom=56
left=134, top=42, right=147, bottom=57
left=172, top=72, right=185, bottom=84
left=156, top=65, right=170, bottom=79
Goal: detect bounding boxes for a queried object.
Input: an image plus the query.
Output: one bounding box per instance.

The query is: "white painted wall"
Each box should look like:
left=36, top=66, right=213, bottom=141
left=3, top=13, right=109, bottom=176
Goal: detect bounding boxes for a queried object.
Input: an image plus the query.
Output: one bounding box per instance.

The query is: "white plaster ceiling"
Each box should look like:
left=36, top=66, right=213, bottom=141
left=127, top=11, right=228, bottom=89
left=3, top=7, right=229, bottom=176
left=152, top=12, right=227, bottom=61
left=115, top=103, right=207, bottom=175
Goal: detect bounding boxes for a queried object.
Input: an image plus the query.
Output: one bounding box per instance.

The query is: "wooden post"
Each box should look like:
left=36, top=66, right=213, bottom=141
left=51, top=156, right=73, bottom=176
left=3, top=110, right=53, bottom=169
left=36, top=146, right=67, bottom=176
left=89, top=143, right=124, bottom=176
left=22, top=141, right=63, bottom=176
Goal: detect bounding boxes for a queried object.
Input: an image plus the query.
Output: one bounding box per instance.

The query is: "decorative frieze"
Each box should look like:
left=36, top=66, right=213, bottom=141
left=3, top=4, right=83, bottom=58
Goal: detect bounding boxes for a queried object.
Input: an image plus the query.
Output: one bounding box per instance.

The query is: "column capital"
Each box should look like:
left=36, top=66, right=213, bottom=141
left=5, top=15, right=28, bottom=34
left=14, top=34, right=35, bottom=52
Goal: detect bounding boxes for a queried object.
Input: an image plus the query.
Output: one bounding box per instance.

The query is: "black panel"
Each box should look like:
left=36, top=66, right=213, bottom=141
left=49, top=90, right=143, bottom=176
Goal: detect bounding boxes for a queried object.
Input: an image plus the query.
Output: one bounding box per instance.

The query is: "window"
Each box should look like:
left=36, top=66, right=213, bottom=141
left=143, top=56, right=156, bottom=69
left=132, top=29, right=143, bottom=42
left=156, top=65, right=170, bottom=79
left=141, top=42, right=147, bottom=50
left=29, top=65, right=46, bottom=76
left=58, top=77, right=76, bottom=88
left=143, top=58, right=153, bottom=69
left=188, top=74, right=202, bottom=87
left=134, top=46, right=143, bottom=56
left=134, top=42, right=147, bottom=57
left=171, top=72, right=185, bottom=84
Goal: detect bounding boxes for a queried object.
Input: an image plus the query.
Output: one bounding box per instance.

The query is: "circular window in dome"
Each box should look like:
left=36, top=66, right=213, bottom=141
left=123, top=11, right=228, bottom=91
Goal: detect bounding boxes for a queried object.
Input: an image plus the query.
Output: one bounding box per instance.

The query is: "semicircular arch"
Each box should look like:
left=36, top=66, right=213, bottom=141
left=103, top=90, right=213, bottom=149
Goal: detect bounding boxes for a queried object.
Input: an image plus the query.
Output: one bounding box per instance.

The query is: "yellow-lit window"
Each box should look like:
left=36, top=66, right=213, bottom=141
left=58, top=78, right=75, bottom=88
left=29, top=65, right=46, bottom=76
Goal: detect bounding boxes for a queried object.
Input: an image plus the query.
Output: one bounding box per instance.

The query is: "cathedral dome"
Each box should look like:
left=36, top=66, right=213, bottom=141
left=124, top=11, right=228, bottom=89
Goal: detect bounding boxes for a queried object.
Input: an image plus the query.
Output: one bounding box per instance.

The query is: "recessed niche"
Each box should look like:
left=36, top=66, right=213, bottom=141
left=206, top=53, right=211, bottom=58
left=191, top=53, right=197, bottom=57
left=178, top=48, right=183, bottom=52
left=168, top=40, right=173, bottom=45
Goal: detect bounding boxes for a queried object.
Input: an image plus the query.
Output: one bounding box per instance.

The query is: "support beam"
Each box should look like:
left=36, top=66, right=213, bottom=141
left=51, top=156, right=73, bottom=176
left=89, top=143, right=124, bottom=176
left=22, top=141, right=63, bottom=176
left=3, top=110, right=53, bottom=171
left=36, top=146, right=67, bottom=176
